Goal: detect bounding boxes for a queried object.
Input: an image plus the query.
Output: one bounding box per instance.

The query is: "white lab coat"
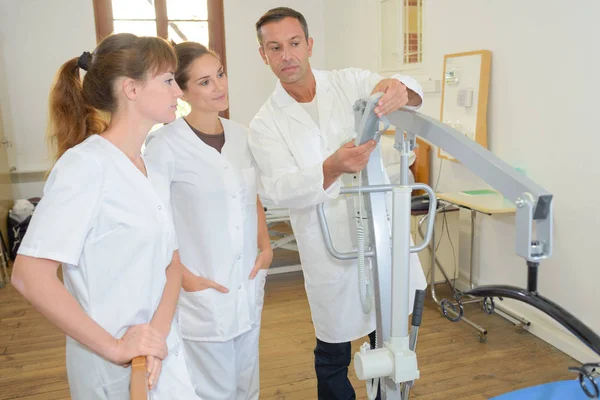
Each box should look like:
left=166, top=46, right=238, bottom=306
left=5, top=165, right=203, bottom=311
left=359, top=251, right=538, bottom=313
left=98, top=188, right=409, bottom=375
left=18, top=135, right=198, bottom=399
left=144, top=117, right=266, bottom=399
left=249, top=68, right=428, bottom=343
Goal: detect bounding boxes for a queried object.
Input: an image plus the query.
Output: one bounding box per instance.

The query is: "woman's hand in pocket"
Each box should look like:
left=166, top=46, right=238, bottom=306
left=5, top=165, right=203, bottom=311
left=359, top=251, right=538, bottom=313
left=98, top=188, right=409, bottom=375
left=249, top=248, right=273, bottom=279
left=182, top=269, right=229, bottom=293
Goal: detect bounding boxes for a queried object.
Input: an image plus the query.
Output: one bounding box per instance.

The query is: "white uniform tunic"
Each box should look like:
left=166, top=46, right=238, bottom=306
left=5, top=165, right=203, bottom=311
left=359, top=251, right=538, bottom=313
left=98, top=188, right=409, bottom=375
left=144, top=117, right=266, bottom=399
left=18, top=134, right=199, bottom=399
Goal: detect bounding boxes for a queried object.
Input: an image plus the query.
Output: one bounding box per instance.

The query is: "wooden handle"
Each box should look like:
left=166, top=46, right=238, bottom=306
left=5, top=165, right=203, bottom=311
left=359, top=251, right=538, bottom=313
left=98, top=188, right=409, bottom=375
left=130, top=356, right=148, bottom=400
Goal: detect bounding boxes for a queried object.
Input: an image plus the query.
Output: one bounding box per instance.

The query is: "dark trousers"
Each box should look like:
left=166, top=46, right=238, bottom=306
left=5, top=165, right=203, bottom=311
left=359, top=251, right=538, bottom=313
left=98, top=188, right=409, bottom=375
left=314, top=330, right=382, bottom=400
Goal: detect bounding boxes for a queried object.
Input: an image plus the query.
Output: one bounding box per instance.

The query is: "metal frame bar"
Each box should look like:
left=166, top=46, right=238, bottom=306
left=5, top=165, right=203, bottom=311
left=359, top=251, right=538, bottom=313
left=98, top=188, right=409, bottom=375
left=363, top=146, right=401, bottom=397
left=387, top=110, right=553, bottom=262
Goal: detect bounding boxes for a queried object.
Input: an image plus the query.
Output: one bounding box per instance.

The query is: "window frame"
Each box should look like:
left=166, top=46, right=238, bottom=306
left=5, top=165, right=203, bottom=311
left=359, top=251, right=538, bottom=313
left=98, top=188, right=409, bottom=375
left=92, top=0, right=229, bottom=118
left=377, top=0, right=424, bottom=74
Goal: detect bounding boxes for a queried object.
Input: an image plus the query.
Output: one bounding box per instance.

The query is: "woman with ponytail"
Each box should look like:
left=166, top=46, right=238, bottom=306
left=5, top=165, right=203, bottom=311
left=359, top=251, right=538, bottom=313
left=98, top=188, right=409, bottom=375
left=11, top=33, right=199, bottom=399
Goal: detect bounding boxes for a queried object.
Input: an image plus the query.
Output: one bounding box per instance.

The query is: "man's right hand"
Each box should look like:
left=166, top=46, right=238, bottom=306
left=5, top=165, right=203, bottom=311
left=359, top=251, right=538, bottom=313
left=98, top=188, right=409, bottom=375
left=323, top=140, right=377, bottom=189
left=182, top=271, right=229, bottom=294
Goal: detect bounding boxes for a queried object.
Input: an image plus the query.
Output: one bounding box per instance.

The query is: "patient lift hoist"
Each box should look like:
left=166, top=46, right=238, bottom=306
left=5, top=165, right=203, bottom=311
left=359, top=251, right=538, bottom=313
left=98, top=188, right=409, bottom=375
left=317, top=93, right=600, bottom=399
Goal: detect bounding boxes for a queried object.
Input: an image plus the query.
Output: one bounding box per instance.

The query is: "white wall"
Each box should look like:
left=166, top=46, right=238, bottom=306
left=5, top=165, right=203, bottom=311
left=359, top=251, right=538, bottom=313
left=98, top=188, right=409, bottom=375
left=323, top=0, right=378, bottom=72
left=425, top=1, right=600, bottom=363
left=325, top=0, right=600, bottom=362
left=0, top=0, right=325, bottom=198
left=0, top=0, right=97, bottom=198
left=224, top=0, right=325, bottom=126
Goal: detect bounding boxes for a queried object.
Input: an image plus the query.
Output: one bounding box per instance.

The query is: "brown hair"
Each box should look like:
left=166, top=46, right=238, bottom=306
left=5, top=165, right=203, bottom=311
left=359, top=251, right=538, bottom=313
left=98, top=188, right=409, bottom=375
left=47, top=33, right=177, bottom=161
left=255, top=7, right=309, bottom=47
left=173, top=42, right=219, bottom=91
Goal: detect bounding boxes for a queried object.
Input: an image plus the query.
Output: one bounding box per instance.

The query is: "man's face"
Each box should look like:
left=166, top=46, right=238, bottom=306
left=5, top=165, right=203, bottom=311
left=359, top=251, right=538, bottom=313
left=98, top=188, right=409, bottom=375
left=258, top=17, right=313, bottom=84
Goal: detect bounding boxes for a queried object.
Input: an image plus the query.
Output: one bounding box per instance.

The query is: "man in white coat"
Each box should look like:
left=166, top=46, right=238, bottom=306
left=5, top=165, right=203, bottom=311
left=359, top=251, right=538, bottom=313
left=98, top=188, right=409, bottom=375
left=249, top=7, right=427, bottom=399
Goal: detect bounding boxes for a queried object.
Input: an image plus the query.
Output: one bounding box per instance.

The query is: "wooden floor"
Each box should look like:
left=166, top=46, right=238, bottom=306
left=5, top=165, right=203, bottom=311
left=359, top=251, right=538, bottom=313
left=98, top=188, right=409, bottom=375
left=0, top=270, right=577, bottom=399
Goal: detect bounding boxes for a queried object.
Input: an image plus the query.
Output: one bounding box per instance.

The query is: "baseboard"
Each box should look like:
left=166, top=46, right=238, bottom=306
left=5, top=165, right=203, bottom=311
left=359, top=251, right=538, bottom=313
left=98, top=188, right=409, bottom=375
left=454, top=277, right=598, bottom=364
left=457, top=269, right=475, bottom=288
left=499, top=301, right=598, bottom=364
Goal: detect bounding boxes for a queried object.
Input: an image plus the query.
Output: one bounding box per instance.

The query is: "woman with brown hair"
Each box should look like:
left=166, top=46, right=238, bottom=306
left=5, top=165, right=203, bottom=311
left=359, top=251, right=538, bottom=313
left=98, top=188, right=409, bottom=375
left=144, top=42, right=272, bottom=399
left=11, top=33, right=199, bottom=399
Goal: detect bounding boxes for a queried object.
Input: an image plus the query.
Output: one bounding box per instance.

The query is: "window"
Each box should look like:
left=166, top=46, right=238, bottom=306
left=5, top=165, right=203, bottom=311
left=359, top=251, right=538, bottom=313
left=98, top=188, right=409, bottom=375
left=92, top=0, right=227, bottom=116
left=403, top=0, right=422, bottom=65
left=379, top=0, right=423, bottom=72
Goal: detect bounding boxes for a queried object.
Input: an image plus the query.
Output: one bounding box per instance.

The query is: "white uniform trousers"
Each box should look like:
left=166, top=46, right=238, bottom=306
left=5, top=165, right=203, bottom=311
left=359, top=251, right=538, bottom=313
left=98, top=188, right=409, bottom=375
left=183, top=323, right=261, bottom=400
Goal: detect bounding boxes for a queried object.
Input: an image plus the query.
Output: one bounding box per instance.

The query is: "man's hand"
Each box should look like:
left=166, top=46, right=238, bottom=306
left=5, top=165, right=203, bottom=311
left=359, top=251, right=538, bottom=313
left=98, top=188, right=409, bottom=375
left=371, top=79, right=421, bottom=117
left=322, top=140, right=377, bottom=189
left=328, top=140, right=377, bottom=174
left=182, top=271, right=229, bottom=294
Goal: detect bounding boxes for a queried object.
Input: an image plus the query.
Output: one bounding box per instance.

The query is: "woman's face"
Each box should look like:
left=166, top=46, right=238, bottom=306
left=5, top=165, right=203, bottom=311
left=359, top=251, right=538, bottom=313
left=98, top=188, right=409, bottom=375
left=182, top=54, right=228, bottom=113
left=130, top=70, right=183, bottom=125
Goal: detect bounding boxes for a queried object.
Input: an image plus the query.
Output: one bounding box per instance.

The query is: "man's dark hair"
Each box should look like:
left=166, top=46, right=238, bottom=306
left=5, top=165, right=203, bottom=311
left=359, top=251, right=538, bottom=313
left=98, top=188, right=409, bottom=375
left=255, top=7, right=309, bottom=47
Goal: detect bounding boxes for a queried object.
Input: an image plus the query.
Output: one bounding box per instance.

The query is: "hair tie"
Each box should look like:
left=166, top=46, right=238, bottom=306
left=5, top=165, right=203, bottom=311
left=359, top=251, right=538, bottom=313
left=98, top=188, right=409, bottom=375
left=77, top=51, right=92, bottom=71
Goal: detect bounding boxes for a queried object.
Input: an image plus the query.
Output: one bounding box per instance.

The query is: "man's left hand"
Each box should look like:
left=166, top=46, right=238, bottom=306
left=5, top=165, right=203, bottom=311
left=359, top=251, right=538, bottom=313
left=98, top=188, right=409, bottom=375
left=371, top=79, right=416, bottom=117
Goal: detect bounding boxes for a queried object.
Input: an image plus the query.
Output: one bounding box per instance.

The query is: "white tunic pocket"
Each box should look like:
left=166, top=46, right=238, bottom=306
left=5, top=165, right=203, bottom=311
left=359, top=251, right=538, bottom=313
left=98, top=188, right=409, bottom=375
left=249, top=268, right=268, bottom=323
left=178, top=288, right=220, bottom=340
left=99, top=374, right=131, bottom=399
